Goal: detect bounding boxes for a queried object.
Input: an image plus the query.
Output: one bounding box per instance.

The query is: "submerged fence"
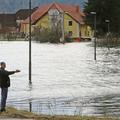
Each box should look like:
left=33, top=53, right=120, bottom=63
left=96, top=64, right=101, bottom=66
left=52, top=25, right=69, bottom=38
left=96, top=33, right=120, bottom=47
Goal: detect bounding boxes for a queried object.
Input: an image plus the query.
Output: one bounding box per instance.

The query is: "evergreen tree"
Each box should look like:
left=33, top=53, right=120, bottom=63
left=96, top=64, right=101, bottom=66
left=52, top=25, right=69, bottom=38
left=84, top=0, right=120, bottom=35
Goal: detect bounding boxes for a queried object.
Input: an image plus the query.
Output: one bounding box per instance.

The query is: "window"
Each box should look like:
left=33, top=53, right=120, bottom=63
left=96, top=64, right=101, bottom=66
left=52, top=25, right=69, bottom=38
left=68, top=31, right=73, bottom=36
left=68, top=21, right=72, bottom=26
left=87, top=31, right=90, bottom=36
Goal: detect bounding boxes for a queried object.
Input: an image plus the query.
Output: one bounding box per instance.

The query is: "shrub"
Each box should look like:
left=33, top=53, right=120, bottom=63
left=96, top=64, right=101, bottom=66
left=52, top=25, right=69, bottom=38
left=33, top=26, right=62, bottom=43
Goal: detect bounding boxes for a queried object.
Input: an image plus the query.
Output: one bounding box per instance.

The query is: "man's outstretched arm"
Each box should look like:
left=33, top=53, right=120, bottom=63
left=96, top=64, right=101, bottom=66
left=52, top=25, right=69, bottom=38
left=7, top=70, right=21, bottom=75
left=0, top=70, right=20, bottom=75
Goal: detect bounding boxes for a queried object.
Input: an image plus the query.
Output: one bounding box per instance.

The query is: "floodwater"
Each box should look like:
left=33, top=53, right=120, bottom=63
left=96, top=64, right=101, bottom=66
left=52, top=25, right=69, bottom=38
left=0, top=41, right=120, bottom=117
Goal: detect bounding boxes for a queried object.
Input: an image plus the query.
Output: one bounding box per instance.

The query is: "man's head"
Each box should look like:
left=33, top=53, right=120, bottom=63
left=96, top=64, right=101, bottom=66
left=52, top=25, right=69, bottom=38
left=0, top=62, right=6, bottom=69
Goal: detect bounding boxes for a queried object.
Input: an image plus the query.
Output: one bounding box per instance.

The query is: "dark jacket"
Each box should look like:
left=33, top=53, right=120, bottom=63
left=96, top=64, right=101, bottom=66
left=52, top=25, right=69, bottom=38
left=0, top=68, right=15, bottom=88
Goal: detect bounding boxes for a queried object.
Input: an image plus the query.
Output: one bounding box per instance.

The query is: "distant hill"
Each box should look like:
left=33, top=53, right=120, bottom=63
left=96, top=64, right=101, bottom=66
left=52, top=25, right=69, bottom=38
left=0, top=0, right=86, bottom=13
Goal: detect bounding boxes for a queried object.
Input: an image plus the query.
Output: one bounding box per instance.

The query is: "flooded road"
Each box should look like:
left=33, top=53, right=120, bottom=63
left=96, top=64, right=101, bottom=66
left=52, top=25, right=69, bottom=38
left=0, top=41, right=120, bottom=116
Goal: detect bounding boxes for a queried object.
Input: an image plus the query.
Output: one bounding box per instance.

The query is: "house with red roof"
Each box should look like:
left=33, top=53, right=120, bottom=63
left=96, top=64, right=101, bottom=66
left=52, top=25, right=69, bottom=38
left=0, top=7, right=37, bottom=35
left=21, top=3, right=93, bottom=41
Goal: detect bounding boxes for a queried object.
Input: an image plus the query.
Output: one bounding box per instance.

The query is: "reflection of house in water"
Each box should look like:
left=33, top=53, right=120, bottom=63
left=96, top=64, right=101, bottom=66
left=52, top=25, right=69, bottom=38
left=21, top=3, right=93, bottom=41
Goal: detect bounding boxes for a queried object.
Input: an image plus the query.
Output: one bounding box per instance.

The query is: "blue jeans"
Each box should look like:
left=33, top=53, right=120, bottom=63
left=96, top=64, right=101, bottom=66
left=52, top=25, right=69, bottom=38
left=1, top=88, right=8, bottom=110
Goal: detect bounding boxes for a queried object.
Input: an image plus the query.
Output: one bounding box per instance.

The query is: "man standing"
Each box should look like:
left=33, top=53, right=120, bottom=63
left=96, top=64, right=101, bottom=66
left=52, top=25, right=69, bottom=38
left=0, top=62, right=20, bottom=112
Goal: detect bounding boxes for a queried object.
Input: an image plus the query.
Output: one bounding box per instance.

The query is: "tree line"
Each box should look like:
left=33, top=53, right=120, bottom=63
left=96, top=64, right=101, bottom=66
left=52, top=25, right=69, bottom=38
left=84, top=0, right=120, bottom=35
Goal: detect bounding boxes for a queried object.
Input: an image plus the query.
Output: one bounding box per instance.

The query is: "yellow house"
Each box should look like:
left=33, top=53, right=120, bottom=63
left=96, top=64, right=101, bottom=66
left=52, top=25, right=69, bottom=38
left=80, top=24, right=93, bottom=40
left=21, top=3, right=93, bottom=41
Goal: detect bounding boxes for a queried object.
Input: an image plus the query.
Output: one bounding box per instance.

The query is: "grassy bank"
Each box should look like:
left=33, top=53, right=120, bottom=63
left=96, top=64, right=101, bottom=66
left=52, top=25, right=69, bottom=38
left=0, top=107, right=120, bottom=120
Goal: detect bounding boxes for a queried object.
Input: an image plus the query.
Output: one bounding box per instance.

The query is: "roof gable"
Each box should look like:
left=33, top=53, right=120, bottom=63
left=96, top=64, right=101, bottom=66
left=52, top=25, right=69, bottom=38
left=23, top=3, right=85, bottom=24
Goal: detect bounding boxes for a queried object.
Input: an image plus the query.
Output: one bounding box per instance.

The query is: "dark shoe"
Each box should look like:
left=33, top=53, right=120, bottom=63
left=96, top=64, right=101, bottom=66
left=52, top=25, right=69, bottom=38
left=0, top=108, right=6, bottom=112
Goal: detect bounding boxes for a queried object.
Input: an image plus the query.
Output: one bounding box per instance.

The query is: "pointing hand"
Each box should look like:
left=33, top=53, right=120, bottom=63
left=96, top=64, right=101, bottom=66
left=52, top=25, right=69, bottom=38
left=15, top=70, right=21, bottom=73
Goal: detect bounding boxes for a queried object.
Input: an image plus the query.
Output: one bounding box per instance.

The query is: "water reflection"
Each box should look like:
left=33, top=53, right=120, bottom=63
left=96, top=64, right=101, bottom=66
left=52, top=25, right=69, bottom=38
left=27, top=93, right=120, bottom=117
left=25, top=94, right=120, bottom=116
left=85, top=94, right=120, bottom=117
left=29, top=101, right=32, bottom=112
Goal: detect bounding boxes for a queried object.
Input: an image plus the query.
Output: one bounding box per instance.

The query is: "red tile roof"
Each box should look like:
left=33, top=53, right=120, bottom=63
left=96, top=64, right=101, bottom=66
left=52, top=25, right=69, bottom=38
left=22, top=3, right=85, bottom=24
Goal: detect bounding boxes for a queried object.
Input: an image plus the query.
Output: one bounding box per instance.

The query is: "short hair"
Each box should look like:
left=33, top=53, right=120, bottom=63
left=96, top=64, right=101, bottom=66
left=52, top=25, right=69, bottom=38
left=0, top=62, right=6, bottom=66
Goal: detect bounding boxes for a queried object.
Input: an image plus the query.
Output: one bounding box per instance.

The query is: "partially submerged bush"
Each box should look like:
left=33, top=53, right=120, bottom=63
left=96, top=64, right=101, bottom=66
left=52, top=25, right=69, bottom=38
left=33, top=26, right=62, bottom=43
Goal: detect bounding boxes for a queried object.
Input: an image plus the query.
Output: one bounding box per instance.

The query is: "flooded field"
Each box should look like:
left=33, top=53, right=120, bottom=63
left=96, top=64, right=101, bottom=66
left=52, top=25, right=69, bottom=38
left=0, top=41, right=120, bottom=116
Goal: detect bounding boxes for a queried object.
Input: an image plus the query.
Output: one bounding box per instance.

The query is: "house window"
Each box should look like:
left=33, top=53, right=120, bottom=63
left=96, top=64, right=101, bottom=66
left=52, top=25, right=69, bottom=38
left=87, top=31, right=90, bottom=36
left=68, top=21, right=73, bottom=26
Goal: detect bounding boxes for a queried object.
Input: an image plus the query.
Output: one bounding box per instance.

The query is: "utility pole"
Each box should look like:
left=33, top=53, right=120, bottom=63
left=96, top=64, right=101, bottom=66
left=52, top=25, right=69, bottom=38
left=29, top=0, right=32, bottom=84
left=105, top=20, right=110, bottom=34
left=91, top=12, right=97, bottom=60
left=105, top=20, right=110, bottom=50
